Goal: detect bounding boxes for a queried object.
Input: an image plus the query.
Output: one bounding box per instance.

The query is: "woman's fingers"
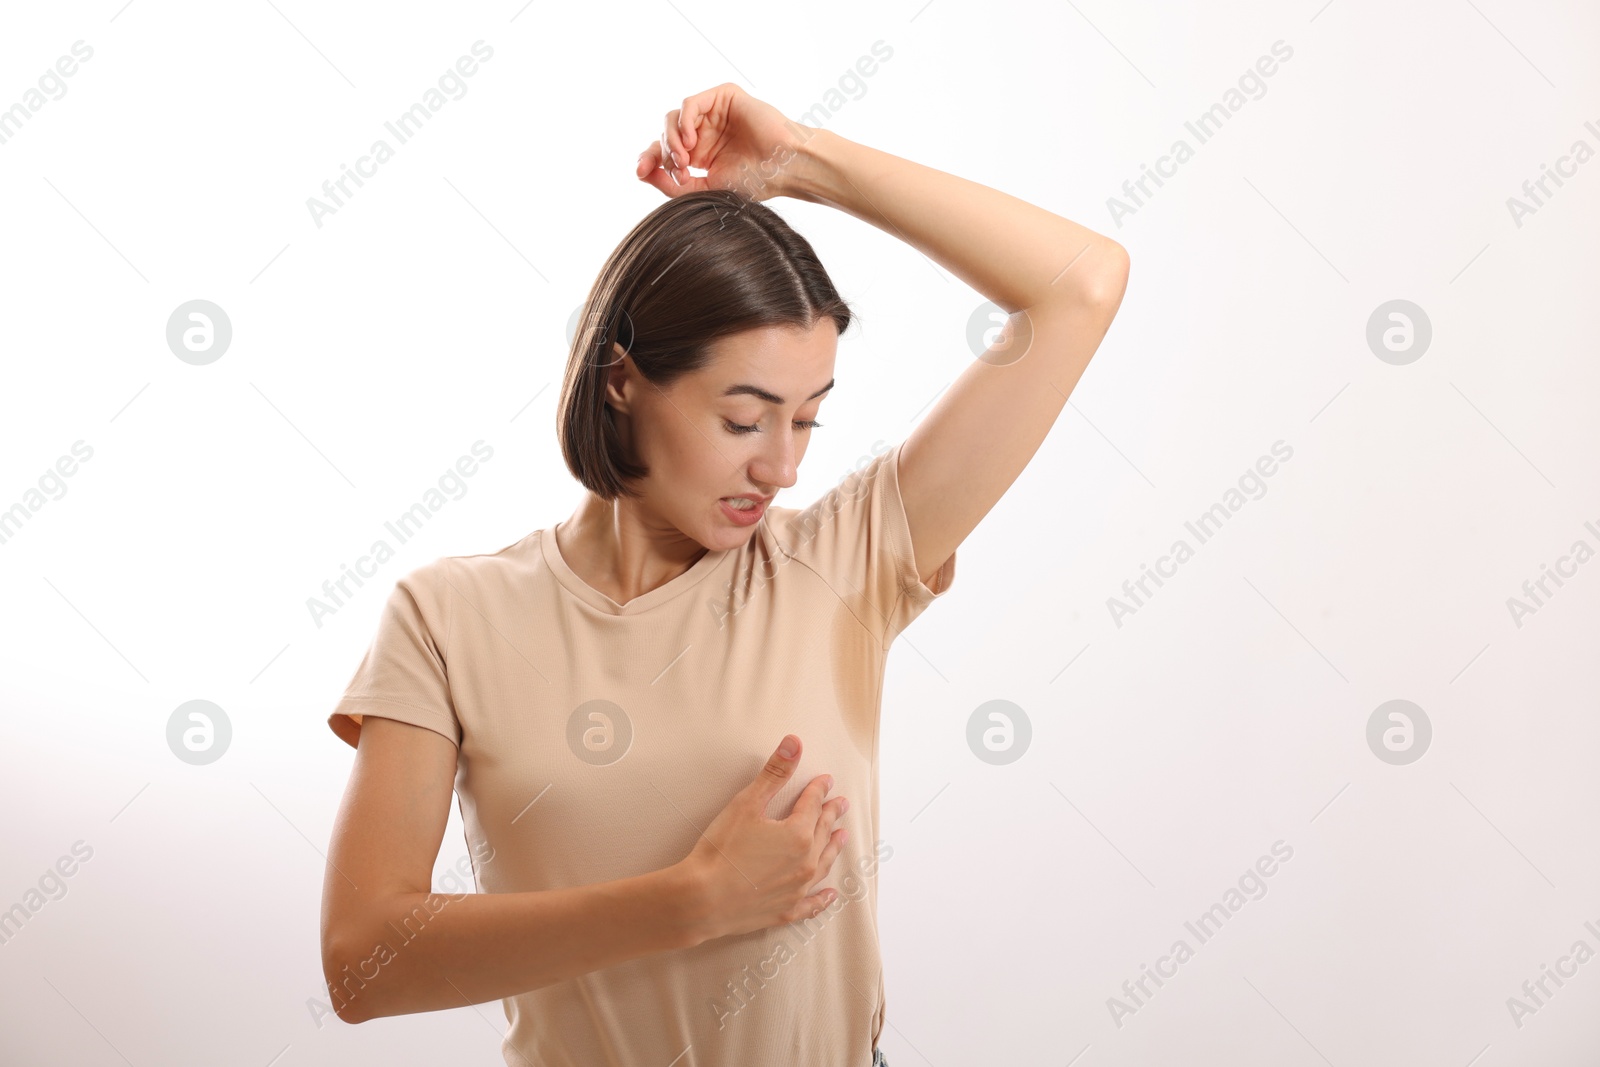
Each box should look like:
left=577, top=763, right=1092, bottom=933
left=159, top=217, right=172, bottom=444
left=636, top=139, right=660, bottom=178
left=637, top=139, right=679, bottom=198
left=678, top=96, right=699, bottom=155
left=808, top=835, right=845, bottom=905
left=642, top=88, right=743, bottom=197
left=810, top=794, right=847, bottom=856
left=679, top=85, right=739, bottom=170
left=678, top=86, right=722, bottom=157
left=793, top=887, right=838, bottom=922
left=799, top=826, right=845, bottom=921
left=664, top=108, right=691, bottom=184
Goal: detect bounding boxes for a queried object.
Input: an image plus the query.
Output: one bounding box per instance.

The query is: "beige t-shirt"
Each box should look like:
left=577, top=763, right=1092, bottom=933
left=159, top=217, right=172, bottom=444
left=327, top=440, right=956, bottom=1067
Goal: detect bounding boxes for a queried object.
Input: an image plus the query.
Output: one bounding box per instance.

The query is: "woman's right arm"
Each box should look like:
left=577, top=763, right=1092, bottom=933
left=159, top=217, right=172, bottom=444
left=320, top=717, right=846, bottom=1023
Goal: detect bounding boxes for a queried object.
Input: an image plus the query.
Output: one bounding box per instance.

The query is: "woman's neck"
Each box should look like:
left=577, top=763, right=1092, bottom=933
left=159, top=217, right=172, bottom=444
left=557, top=496, right=710, bottom=606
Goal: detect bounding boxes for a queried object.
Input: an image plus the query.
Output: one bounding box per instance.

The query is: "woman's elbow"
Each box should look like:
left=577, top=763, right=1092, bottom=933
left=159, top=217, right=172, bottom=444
left=1085, top=241, right=1130, bottom=307
left=321, top=929, right=380, bottom=1025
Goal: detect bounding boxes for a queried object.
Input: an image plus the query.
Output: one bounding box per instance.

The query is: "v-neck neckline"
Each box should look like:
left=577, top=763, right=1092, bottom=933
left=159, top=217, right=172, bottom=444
left=541, top=521, right=732, bottom=616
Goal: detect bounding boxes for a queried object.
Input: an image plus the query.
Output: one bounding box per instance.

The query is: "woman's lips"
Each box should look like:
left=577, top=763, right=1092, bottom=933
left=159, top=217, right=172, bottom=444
left=719, top=495, right=770, bottom=525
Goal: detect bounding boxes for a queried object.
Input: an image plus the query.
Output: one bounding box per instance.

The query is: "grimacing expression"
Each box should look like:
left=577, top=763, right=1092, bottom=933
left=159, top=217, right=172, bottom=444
left=605, top=320, right=838, bottom=550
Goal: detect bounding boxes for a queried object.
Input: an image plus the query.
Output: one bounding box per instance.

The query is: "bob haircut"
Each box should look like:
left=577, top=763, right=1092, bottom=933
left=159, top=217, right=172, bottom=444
left=557, top=188, right=854, bottom=501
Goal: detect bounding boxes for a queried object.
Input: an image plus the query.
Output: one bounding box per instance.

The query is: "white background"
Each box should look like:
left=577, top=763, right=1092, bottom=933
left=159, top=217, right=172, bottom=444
left=1, top=0, right=1597, bottom=1064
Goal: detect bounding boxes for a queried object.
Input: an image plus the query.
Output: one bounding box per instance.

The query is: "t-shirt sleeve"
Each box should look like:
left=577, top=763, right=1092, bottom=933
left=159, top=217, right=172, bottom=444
left=326, top=560, right=461, bottom=750
left=780, top=440, right=957, bottom=647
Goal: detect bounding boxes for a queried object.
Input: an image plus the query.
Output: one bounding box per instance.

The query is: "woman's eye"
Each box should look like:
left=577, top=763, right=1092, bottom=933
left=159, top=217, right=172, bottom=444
left=724, top=420, right=823, bottom=434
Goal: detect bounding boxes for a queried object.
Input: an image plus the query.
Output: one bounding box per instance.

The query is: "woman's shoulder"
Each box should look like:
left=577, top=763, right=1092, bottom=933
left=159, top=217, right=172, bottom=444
left=397, top=529, right=544, bottom=595
left=443, top=528, right=543, bottom=566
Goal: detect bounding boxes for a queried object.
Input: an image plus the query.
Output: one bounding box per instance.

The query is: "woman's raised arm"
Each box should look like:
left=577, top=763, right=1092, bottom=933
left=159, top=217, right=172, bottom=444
left=783, top=127, right=1130, bottom=587
left=638, top=82, right=1129, bottom=588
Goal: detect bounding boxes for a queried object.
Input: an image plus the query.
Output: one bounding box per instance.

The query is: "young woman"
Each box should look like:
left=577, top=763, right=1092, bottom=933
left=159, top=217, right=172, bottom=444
left=320, top=83, right=1129, bottom=1067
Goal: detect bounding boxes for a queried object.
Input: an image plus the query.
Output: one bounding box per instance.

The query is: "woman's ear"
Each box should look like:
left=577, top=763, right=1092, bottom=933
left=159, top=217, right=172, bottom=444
left=603, top=343, right=634, bottom=412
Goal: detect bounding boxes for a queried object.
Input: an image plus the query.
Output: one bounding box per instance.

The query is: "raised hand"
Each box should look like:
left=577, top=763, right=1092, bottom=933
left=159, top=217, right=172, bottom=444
left=633, top=83, right=808, bottom=202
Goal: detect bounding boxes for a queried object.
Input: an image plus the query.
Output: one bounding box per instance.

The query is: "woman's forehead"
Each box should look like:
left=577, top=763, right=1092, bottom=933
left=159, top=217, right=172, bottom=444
left=700, top=326, right=838, bottom=399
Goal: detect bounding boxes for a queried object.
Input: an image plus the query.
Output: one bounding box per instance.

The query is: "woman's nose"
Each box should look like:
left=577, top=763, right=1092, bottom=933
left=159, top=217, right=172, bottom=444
left=753, top=433, right=799, bottom=489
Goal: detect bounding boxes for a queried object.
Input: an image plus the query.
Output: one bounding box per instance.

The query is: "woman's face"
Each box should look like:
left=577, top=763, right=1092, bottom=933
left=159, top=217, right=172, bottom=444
left=606, top=320, right=838, bottom=551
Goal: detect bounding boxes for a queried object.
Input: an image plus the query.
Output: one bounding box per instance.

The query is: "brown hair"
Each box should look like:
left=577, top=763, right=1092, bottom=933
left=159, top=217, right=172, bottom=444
left=557, top=189, right=854, bottom=500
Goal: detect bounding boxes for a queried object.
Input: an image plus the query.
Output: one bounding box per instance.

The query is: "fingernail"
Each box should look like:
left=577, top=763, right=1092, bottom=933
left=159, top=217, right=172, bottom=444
left=779, top=737, right=798, bottom=758
left=840, top=798, right=849, bottom=813
left=671, top=150, right=681, bottom=168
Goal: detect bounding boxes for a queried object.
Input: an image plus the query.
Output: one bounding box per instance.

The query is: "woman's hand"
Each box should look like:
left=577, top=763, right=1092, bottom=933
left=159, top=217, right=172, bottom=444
left=675, top=734, right=850, bottom=944
left=634, top=83, right=809, bottom=202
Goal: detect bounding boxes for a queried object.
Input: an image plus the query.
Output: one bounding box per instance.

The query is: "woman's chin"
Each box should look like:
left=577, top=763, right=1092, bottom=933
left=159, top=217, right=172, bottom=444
left=703, top=512, right=764, bottom=549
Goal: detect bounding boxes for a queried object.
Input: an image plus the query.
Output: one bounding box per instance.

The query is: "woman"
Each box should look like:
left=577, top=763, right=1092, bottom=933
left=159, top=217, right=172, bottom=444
left=320, top=83, right=1128, bottom=1066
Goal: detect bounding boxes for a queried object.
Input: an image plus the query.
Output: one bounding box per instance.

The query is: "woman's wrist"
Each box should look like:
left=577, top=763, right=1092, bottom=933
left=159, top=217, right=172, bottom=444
left=659, top=859, right=718, bottom=949
left=779, top=126, right=850, bottom=207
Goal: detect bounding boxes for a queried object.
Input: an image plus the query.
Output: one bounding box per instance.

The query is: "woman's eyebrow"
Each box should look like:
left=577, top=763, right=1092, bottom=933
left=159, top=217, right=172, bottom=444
left=720, top=379, right=835, bottom=404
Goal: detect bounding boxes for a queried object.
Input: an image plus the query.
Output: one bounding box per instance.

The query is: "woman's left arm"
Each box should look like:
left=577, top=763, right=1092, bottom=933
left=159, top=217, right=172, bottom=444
left=785, top=127, right=1130, bottom=588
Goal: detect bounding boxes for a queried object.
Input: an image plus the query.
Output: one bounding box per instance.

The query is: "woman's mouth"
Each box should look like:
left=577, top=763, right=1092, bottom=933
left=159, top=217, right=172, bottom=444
left=719, top=495, right=770, bottom=525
